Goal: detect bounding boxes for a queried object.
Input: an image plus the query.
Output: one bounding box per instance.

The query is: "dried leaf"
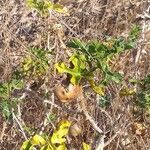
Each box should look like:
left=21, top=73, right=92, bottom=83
left=132, top=122, right=146, bottom=135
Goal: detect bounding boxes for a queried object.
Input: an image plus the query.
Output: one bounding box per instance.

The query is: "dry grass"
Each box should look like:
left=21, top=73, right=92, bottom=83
left=0, top=0, right=150, bottom=150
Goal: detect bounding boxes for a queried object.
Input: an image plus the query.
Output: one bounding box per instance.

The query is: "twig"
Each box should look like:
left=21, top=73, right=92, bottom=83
left=44, top=99, right=63, bottom=110
left=104, top=130, right=120, bottom=147
left=95, top=135, right=105, bottom=150
left=0, top=121, right=7, bottom=141
left=12, top=112, right=27, bottom=140
left=96, top=94, right=113, bottom=126
left=135, top=6, right=149, bottom=64
left=44, top=99, right=81, bottom=115
left=83, top=109, right=103, bottom=134
left=23, top=88, right=82, bottom=116
left=78, top=94, right=104, bottom=134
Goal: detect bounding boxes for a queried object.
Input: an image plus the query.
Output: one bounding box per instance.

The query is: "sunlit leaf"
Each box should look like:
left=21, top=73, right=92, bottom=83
left=21, top=140, right=33, bottom=150
left=41, top=145, right=54, bottom=150
left=51, top=120, right=71, bottom=144
left=11, top=79, right=24, bottom=89
left=31, top=134, right=46, bottom=145
left=27, top=0, right=69, bottom=15
left=55, top=54, right=86, bottom=85
left=82, top=142, right=91, bottom=150
left=22, top=47, right=49, bottom=78
left=56, top=143, right=67, bottom=150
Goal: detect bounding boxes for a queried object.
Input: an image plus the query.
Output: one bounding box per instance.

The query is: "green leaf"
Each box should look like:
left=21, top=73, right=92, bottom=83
left=99, top=95, right=111, bottom=107
left=125, top=25, right=141, bottom=49
left=47, top=113, right=56, bottom=122
left=55, top=54, right=86, bottom=85
left=137, top=90, right=150, bottom=111
left=67, top=39, right=86, bottom=50
left=11, top=79, right=24, bottom=89
left=22, top=47, right=49, bottom=78
left=62, top=26, right=140, bottom=88
left=0, top=100, right=12, bottom=120
left=0, top=83, right=8, bottom=98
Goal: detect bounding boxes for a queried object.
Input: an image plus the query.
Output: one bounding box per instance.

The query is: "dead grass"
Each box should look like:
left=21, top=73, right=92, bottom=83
left=0, top=0, right=150, bottom=150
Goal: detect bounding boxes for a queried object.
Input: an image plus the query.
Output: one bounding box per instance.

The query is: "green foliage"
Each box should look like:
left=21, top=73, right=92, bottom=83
left=47, top=113, right=57, bottom=122
left=136, top=75, right=150, bottom=112
left=0, top=100, right=12, bottom=120
left=126, top=25, right=141, bottom=49
left=98, top=95, right=111, bottom=108
left=55, top=26, right=140, bottom=95
left=67, top=26, right=140, bottom=86
left=22, top=47, right=50, bottom=78
left=26, top=0, right=68, bottom=15
left=0, top=73, right=24, bottom=120
left=21, top=120, right=92, bottom=150
left=129, top=75, right=150, bottom=112
left=21, top=120, right=71, bottom=150
left=55, top=54, right=88, bottom=85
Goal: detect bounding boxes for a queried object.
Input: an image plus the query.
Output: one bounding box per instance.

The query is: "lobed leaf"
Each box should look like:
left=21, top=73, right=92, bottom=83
left=31, top=134, right=46, bottom=145
left=51, top=120, right=71, bottom=144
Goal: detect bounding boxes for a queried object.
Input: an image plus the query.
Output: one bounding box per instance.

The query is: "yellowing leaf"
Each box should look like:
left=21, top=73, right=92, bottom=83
left=51, top=120, right=71, bottom=144
left=41, top=145, right=54, bottom=150
left=53, top=4, right=69, bottom=15
left=55, top=54, right=86, bottom=85
left=82, top=142, right=91, bottom=150
left=89, top=79, right=105, bottom=96
left=31, top=134, right=46, bottom=145
left=22, top=57, right=33, bottom=71
left=57, top=143, right=67, bottom=150
left=55, top=63, right=67, bottom=74
left=119, top=87, right=136, bottom=97
left=21, top=140, right=33, bottom=150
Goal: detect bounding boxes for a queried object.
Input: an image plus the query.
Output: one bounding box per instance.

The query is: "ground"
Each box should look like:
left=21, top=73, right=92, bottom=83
left=0, top=0, right=150, bottom=150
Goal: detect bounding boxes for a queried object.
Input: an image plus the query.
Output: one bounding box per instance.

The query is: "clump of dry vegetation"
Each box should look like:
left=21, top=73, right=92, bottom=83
left=0, top=0, right=150, bottom=150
